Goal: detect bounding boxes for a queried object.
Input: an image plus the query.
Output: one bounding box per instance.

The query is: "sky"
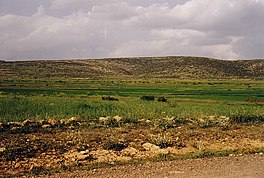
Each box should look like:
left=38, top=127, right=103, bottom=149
left=1, top=0, right=264, bottom=61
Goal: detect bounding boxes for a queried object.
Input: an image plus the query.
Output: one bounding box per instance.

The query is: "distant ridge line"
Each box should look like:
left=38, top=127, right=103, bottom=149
left=0, top=56, right=263, bottom=80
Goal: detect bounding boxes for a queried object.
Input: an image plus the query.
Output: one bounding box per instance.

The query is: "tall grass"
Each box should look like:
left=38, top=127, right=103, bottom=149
left=0, top=95, right=263, bottom=123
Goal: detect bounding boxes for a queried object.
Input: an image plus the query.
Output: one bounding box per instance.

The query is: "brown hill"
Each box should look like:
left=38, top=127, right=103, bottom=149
left=0, top=56, right=263, bottom=79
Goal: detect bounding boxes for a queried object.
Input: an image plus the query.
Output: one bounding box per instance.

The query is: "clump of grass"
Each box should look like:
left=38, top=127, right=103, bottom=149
left=154, top=119, right=175, bottom=130
left=229, top=115, right=264, bottom=124
left=121, top=117, right=138, bottom=124
left=155, top=153, right=172, bottom=161
left=151, top=134, right=172, bottom=149
left=102, top=140, right=127, bottom=151
left=103, top=118, right=119, bottom=127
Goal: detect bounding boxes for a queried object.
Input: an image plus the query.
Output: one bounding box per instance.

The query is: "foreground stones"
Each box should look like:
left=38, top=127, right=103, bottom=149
left=1, top=118, right=264, bottom=177
left=0, top=117, right=83, bottom=132
left=63, top=143, right=173, bottom=166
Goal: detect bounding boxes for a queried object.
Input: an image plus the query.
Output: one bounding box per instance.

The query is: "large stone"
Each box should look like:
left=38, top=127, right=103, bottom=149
left=142, top=143, right=160, bottom=151
left=22, top=119, right=39, bottom=127
left=0, top=147, right=6, bottom=152
left=7, top=122, right=21, bottom=128
left=113, top=115, right=123, bottom=122
left=65, top=117, right=81, bottom=126
left=121, top=147, right=138, bottom=156
left=38, top=119, right=48, bottom=125
left=76, top=154, right=91, bottom=161
left=99, top=117, right=110, bottom=122
left=90, top=149, right=117, bottom=163
left=42, top=124, right=52, bottom=129
left=48, top=118, right=58, bottom=126
left=64, top=149, right=91, bottom=161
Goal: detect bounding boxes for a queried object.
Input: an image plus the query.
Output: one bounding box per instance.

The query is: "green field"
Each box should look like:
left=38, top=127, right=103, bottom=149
left=0, top=79, right=263, bottom=123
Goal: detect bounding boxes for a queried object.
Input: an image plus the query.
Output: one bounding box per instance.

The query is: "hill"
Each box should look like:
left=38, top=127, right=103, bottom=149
left=0, top=56, right=263, bottom=79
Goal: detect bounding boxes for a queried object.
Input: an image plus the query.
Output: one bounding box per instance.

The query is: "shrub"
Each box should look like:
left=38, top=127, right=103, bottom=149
left=157, top=96, right=167, bottom=102
left=102, top=96, right=119, bottom=101
left=152, top=134, right=172, bottom=149
left=121, top=117, right=138, bottom=124
left=140, top=96, right=155, bottom=101
left=104, top=118, right=118, bottom=127
left=102, top=140, right=127, bottom=151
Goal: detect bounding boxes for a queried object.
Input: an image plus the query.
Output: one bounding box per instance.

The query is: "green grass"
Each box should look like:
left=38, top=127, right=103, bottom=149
left=0, top=79, right=263, bottom=123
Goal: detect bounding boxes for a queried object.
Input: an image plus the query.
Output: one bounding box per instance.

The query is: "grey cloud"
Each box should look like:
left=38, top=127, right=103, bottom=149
left=0, top=0, right=264, bottom=60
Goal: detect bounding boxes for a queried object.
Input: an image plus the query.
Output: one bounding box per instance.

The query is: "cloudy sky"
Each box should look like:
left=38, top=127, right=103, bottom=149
left=1, top=0, right=264, bottom=61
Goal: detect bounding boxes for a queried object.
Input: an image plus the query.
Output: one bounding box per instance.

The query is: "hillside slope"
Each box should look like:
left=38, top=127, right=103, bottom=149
left=0, top=56, right=263, bottom=79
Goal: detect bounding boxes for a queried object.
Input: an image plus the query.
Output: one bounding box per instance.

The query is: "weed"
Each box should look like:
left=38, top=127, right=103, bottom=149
left=152, top=134, right=172, bottom=149
left=155, top=119, right=176, bottom=130
left=229, top=115, right=264, bottom=124
left=140, top=96, right=155, bottom=101
left=156, top=153, right=172, bottom=161
left=121, top=118, right=138, bottom=124
left=104, top=118, right=119, bottom=127
left=102, top=140, right=127, bottom=151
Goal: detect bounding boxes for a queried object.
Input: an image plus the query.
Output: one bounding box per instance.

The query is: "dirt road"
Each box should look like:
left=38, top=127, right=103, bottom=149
left=46, top=154, right=264, bottom=178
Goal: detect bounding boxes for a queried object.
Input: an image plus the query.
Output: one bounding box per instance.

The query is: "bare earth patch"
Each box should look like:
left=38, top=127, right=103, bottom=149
left=1, top=118, right=264, bottom=177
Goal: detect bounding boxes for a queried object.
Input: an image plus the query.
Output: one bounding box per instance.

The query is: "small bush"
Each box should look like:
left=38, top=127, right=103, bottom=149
left=157, top=96, right=167, bottom=102
left=155, top=119, right=175, bottom=130
left=121, top=118, right=138, bottom=124
left=229, top=115, right=264, bottom=124
left=104, top=118, right=118, bottom=127
left=152, top=134, right=172, bottom=149
left=102, top=96, right=119, bottom=101
left=140, top=96, right=155, bottom=101
left=102, top=140, right=127, bottom=151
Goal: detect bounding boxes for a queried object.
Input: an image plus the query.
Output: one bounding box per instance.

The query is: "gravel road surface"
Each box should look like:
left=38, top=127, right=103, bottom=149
left=45, top=154, right=264, bottom=178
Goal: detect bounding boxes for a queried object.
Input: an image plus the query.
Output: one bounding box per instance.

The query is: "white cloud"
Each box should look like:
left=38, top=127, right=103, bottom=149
left=1, top=0, right=264, bottom=60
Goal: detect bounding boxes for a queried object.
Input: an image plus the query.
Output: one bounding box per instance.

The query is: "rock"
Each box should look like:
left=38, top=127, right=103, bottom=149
left=79, top=150, right=89, bottom=155
left=99, top=117, right=110, bottom=122
left=14, top=163, right=21, bottom=169
left=0, top=147, right=6, bottom=152
left=156, top=148, right=170, bottom=155
left=64, top=150, right=91, bottom=161
left=48, top=118, right=58, bottom=126
left=65, top=117, right=81, bottom=126
left=10, top=127, right=21, bottom=131
left=113, top=115, right=123, bottom=122
left=116, top=156, right=131, bottom=162
left=22, top=119, right=38, bottom=127
left=138, top=119, right=146, bottom=123
left=68, top=117, right=80, bottom=122
left=90, top=149, right=117, bottom=163
left=76, top=154, right=91, bottom=161
left=68, top=126, right=75, bottom=129
left=59, top=119, right=67, bottom=125
left=29, top=164, right=42, bottom=173
left=145, top=120, right=152, bottom=123
left=38, top=119, right=48, bottom=125
left=7, top=122, right=21, bottom=128
left=42, top=124, right=51, bottom=129
left=142, top=143, right=160, bottom=151
left=163, top=117, right=175, bottom=121
left=121, top=147, right=138, bottom=156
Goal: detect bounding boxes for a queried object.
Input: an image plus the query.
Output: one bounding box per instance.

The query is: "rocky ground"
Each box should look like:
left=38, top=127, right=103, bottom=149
left=1, top=116, right=264, bottom=177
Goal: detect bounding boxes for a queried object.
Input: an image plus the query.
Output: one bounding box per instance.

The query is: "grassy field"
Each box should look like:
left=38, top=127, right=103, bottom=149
left=1, top=78, right=264, bottom=176
left=1, top=79, right=263, bottom=123
left=1, top=57, right=264, bottom=176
